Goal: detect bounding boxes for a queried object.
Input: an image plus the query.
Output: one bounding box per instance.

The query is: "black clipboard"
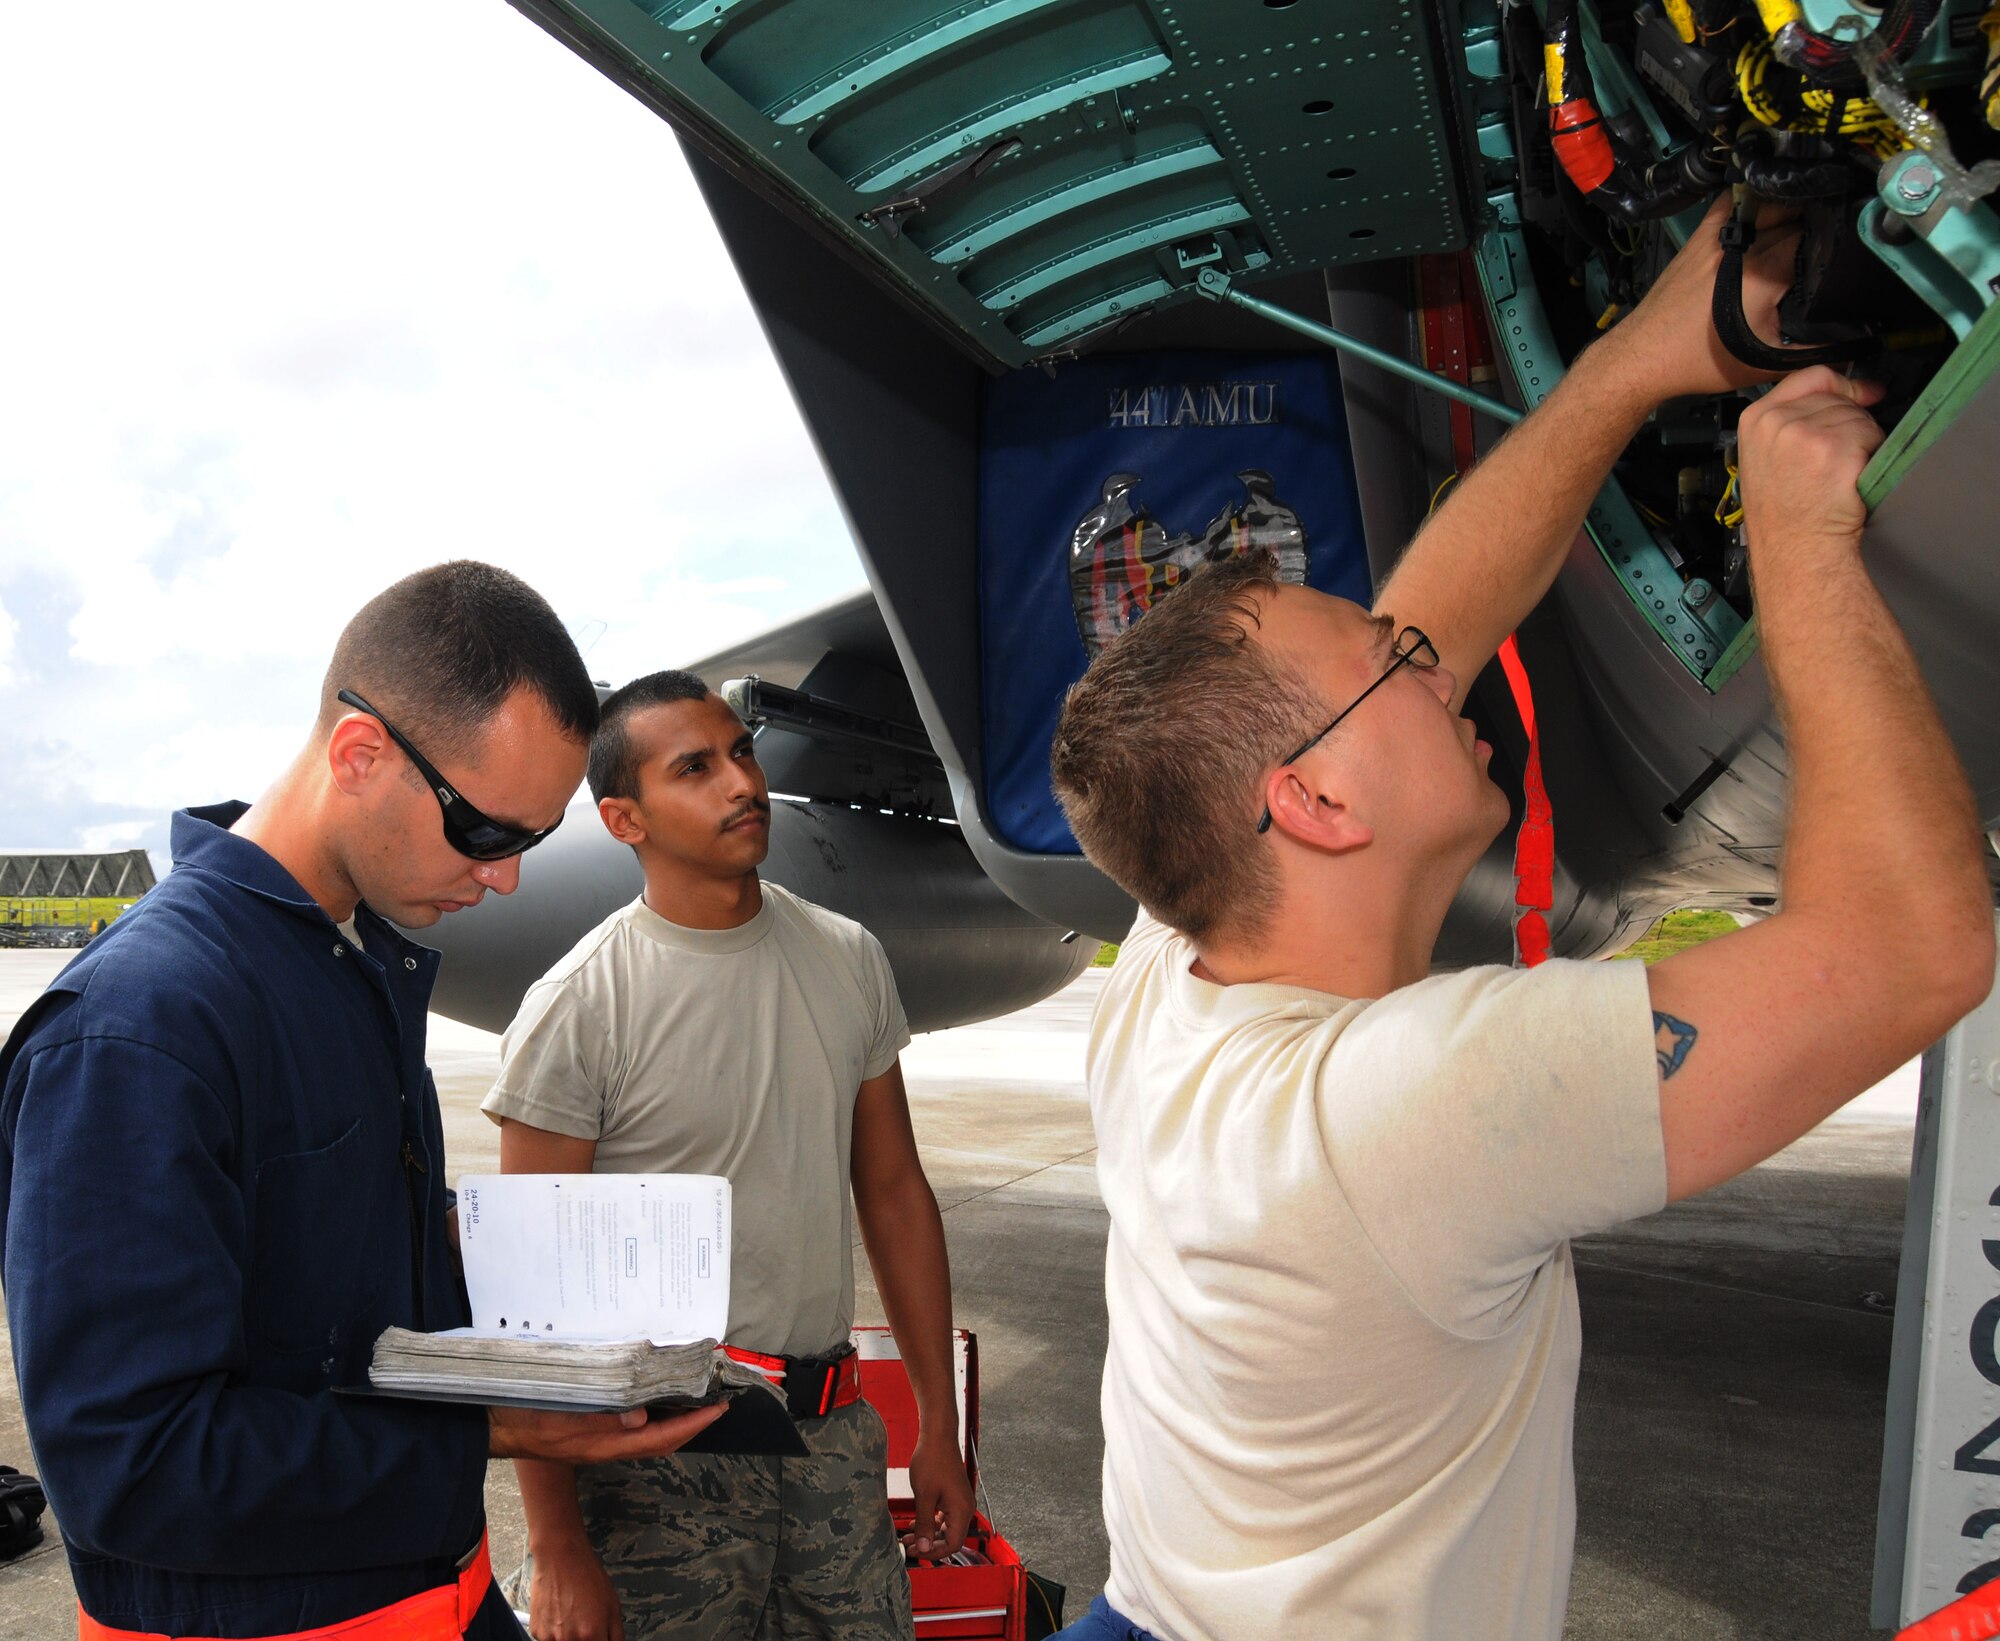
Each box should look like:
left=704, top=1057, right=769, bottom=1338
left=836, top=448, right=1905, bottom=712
left=672, top=1385, right=806, bottom=1456
left=336, top=1382, right=808, bottom=1457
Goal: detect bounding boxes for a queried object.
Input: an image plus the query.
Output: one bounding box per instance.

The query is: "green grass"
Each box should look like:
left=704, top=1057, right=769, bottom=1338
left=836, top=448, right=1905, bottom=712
left=1614, top=908, right=1741, bottom=965
left=1093, top=942, right=1119, bottom=967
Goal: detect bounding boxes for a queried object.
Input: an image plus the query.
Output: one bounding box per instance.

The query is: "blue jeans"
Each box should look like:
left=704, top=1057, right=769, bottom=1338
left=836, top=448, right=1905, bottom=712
left=1049, top=1593, right=1164, bottom=1641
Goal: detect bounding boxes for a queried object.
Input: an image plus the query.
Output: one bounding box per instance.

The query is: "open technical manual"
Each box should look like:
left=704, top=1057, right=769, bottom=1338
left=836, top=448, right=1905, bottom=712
left=364, top=1174, right=796, bottom=1448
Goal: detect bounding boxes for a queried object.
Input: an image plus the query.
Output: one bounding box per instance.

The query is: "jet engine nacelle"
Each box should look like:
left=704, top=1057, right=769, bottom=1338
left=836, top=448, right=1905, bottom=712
left=422, top=798, right=1096, bottom=1037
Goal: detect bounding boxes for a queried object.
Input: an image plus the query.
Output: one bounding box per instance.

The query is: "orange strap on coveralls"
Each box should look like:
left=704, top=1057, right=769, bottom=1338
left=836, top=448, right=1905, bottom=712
left=77, top=1533, right=491, bottom=1641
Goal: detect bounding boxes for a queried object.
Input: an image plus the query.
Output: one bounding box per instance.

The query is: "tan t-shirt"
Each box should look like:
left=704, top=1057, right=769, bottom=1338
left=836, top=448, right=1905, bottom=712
left=1091, top=914, right=1665, bottom=1641
left=480, top=884, right=910, bottom=1358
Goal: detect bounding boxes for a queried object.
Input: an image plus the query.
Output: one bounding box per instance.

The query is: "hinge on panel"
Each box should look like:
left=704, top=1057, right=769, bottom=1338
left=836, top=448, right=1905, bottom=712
left=857, top=136, right=1022, bottom=241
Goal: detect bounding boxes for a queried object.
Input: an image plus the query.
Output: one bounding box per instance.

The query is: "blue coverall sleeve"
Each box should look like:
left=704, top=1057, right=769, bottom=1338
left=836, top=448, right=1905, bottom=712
left=3, top=1034, right=487, bottom=1572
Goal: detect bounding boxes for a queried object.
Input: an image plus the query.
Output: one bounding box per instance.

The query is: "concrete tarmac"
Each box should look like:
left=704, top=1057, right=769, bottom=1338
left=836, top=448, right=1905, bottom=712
left=0, top=948, right=1923, bottom=1638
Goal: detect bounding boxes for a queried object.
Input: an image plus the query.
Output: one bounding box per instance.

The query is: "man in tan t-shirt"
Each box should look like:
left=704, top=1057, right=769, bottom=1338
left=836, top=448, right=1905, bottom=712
left=1044, top=201, right=1995, bottom=1640
left=482, top=670, right=974, bottom=1641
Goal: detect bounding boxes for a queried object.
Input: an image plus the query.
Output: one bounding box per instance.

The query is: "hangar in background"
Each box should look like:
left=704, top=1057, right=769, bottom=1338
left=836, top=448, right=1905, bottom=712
left=0, top=850, right=155, bottom=948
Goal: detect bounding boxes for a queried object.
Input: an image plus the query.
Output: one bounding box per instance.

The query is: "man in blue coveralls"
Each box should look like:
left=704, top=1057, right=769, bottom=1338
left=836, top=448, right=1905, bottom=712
left=0, top=562, right=723, bottom=1641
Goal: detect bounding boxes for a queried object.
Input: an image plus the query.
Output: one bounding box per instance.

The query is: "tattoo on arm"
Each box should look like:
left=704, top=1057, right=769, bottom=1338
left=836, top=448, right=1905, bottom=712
left=1654, top=1011, right=1698, bottom=1080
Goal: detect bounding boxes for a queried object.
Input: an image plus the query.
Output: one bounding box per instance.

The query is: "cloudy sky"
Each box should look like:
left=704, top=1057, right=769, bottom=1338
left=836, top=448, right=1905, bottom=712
left=0, top=1, right=860, bottom=870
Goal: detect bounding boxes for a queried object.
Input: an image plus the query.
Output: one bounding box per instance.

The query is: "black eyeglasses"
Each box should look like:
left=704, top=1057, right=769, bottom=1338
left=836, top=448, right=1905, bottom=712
left=336, top=689, right=562, bottom=861
left=1255, top=626, right=1440, bottom=835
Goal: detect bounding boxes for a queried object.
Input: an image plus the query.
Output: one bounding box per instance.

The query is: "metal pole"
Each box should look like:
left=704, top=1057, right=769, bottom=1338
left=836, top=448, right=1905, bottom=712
left=1194, top=268, right=1523, bottom=426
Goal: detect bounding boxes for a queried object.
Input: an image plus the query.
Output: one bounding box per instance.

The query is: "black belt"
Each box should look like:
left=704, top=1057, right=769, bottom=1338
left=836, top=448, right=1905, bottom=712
left=724, top=1340, right=861, bottom=1420
left=780, top=1342, right=859, bottom=1420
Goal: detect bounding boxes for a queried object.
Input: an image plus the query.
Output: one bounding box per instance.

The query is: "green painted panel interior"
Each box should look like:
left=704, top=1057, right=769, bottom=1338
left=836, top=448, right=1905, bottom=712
left=1474, top=0, right=1997, bottom=691
left=511, top=0, right=1470, bottom=367
left=1458, top=12, right=1744, bottom=689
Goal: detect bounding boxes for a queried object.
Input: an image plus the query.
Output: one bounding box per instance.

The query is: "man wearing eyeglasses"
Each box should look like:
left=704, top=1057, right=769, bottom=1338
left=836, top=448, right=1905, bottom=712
left=0, top=562, right=724, bottom=1641
left=1043, top=201, right=1996, bottom=1641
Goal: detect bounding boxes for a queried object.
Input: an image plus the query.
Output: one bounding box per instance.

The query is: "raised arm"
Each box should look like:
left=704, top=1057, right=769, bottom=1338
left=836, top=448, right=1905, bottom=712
left=1377, top=197, right=1796, bottom=706
left=1645, top=369, right=1994, bottom=1200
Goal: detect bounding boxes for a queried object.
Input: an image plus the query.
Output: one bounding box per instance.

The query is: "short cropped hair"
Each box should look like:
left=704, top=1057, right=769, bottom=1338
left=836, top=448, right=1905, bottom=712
left=588, top=670, right=713, bottom=803
left=320, top=561, right=598, bottom=757
left=1050, top=551, right=1326, bottom=943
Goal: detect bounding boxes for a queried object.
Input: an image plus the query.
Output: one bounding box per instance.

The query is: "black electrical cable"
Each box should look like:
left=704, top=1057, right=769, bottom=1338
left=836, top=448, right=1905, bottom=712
left=1739, top=154, right=1852, bottom=195
left=1733, top=125, right=1855, bottom=200
left=1608, top=140, right=1733, bottom=219
left=1710, top=195, right=1876, bottom=369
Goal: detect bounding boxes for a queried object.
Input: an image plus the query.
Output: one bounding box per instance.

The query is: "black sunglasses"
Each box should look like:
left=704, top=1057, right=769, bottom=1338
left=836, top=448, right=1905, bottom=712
left=1256, top=626, right=1440, bottom=835
left=336, top=689, right=562, bottom=861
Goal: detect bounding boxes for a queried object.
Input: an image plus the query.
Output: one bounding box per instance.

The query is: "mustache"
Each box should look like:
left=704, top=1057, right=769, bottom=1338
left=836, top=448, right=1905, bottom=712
left=720, top=797, right=771, bottom=833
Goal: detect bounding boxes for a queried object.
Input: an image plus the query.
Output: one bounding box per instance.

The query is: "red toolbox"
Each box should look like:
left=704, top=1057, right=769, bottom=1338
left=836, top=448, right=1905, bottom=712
left=853, top=1326, right=1028, bottom=1641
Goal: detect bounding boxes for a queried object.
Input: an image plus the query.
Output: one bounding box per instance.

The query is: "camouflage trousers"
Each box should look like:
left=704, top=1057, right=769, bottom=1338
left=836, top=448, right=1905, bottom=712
left=507, top=1401, right=913, bottom=1641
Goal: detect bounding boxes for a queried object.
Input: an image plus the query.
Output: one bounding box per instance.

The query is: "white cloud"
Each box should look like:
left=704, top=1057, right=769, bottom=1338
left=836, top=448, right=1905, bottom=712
left=0, top=0, right=864, bottom=853
left=0, top=594, right=18, bottom=690
left=77, top=821, right=152, bottom=855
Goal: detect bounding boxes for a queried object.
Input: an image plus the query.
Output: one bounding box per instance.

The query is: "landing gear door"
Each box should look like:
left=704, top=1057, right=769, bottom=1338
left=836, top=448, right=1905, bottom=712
left=1875, top=919, right=2000, bottom=1627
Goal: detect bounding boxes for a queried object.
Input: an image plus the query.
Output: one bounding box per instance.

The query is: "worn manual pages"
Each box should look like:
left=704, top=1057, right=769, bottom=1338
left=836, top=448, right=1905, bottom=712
left=363, top=1174, right=784, bottom=1424
left=367, top=1330, right=777, bottom=1412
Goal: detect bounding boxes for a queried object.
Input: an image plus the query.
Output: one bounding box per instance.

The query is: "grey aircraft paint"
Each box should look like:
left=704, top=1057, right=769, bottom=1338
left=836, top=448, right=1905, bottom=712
left=423, top=796, right=1093, bottom=1038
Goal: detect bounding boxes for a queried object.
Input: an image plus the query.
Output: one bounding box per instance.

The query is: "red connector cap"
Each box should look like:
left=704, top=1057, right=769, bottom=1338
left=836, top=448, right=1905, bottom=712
left=1548, top=100, right=1615, bottom=194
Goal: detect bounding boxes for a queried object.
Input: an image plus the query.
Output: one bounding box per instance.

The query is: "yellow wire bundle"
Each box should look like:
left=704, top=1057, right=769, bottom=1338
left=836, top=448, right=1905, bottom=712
left=1735, top=35, right=1911, bottom=159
